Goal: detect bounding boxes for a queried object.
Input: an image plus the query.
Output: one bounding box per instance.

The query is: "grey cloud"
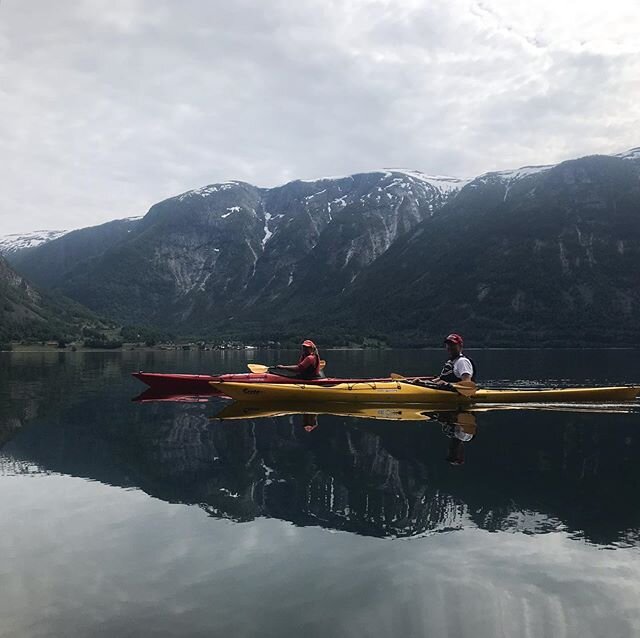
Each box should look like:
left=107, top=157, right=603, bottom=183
left=0, top=0, right=638, bottom=233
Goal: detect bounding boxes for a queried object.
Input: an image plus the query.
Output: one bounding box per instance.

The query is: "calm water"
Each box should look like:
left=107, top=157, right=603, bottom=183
left=1, top=349, right=640, bottom=638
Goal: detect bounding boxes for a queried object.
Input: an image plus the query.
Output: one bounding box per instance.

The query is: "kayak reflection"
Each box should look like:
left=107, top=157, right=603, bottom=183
left=213, top=400, right=435, bottom=422
left=211, top=399, right=636, bottom=422
left=294, top=408, right=478, bottom=465
left=132, top=388, right=212, bottom=403
left=214, top=400, right=481, bottom=464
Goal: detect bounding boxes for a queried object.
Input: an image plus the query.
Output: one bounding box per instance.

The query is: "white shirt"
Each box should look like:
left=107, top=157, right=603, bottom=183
left=452, top=355, right=474, bottom=379
left=453, top=425, right=474, bottom=442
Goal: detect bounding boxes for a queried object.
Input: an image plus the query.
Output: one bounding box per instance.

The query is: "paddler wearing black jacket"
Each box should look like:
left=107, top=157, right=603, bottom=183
left=273, top=340, right=323, bottom=380
left=434, top=333, right=476, bottom=386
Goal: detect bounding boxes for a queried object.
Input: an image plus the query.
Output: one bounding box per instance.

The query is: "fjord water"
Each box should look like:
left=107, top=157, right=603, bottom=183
left=1, top=349, right=640, bottom=638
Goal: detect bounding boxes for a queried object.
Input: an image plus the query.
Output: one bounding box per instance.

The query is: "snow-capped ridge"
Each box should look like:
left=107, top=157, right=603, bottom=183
left=480, top=164, right=553, bottom=183
left=474, top=145, right=640, bottom=187
left=177, top=181, right=244, bottom=201
left=616, top=147, right=640, bottom=161
left=0, top=230, right=69, bottom=255
left=295, top=168, right=470, bottom=197
left=296, top=174, right=356, bottom=184
left=382, top=169, right=472, bottom=193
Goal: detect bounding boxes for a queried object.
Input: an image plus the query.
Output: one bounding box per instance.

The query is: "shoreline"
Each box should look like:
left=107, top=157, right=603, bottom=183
left=2, top=345, right=640, bottom=353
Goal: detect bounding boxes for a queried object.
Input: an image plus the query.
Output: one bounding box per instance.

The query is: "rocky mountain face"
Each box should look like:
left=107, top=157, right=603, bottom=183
left=0, top=254, right=43, bottom=326
left=6, top=148, right=640, bottom=345
left=338, top=153, right=640, bottom=345
left=9, top=171, right=460, bottom=331
left=0, top=254, right=104, bottom=342
left=9, top=217, right=142, bottom=289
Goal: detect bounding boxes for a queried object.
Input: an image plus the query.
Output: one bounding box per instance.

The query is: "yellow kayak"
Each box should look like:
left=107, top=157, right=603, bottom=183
left=209, top=380, right=640, bottom=404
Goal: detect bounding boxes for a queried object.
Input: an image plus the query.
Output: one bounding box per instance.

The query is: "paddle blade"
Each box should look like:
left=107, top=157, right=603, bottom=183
left=452, top=382, right=477, bottom=397
left=247, top=363, right=269, bottom=373
left=390, top=373, right=477, bottom=397
left=390, top=373, right=434, bottom=381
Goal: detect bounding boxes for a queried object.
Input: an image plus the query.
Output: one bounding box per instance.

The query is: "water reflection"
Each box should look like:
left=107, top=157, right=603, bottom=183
left=3, top=351, right=640, bottom=638
left=214, top=403, right=479, bottom=467
left=438, top=411, right=477, bottom=466
left=2, top=397, right=639, bottom=544
left=1, top=350, right=639, bottom=547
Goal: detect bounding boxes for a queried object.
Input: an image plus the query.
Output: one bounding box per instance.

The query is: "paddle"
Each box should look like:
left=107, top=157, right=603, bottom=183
left=390, top=373, right=477, bottom=398
left=248, top=360, right=326, bottom=374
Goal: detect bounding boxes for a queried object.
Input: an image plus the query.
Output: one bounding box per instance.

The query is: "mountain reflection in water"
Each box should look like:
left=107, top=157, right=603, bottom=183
left=2, top=388, right=639, bottom=545
left=3, top=350, right=640, bottom=637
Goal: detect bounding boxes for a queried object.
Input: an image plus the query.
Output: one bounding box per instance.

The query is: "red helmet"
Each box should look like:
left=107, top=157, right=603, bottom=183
left=302, top=339, right=316, bottom=348
left=444, top=333, right=463, bottom=346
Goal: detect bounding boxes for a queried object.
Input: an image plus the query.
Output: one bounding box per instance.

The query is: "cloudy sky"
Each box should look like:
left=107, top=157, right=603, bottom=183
left=1, top=0, right=639, bottom=233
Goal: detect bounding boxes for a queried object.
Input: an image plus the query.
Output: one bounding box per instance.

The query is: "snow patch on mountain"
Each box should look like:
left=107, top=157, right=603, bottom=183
left=303, top=189, right=327, bottom=201
left=221, top=206, right=241, bottom=218
left=469, top=164, right=553, bottom=200
left=0, top=230, right=69, bottom=255
left=297, top=174, right=356, bottom=184
left=617, top=147, right=640, bottom=161
left=329, top=196, right=347, bottom=211
left=384, top=170, right=472, bottom=193
left=480, top=165, right=553, bottom=183
left=178, top=184, right=220, bottom=201
left=178, top=181, right=241, bottom=201
left=262, top=212, right=273, bottom=248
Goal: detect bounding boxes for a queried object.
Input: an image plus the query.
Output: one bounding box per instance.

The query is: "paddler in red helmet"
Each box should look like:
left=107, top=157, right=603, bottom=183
left=434, top=333, right=476, bottom=386
left=273, top=339, right=323, bottom=380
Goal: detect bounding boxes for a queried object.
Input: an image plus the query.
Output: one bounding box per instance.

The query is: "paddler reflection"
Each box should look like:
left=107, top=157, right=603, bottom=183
left=302, top=413, right=319, bottom=432
left=429, top=411, right=477, bottom=465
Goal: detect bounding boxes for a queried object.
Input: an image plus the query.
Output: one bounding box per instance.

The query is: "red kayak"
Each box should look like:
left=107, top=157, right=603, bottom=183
left=132, top=371, right=424, bottom=398
left=132, top=371, right=338, bottom=395
left=132, top=372, right=225, bottom=394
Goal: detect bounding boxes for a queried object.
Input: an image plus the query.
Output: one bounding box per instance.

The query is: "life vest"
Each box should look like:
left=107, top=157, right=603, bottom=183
left=297, top=352, right=322, bottom=379
left=439, top=354, right=476, bottom=383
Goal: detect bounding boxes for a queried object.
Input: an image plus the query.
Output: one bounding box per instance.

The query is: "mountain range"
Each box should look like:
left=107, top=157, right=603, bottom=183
left=3, top=147, right=639, bottom=346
